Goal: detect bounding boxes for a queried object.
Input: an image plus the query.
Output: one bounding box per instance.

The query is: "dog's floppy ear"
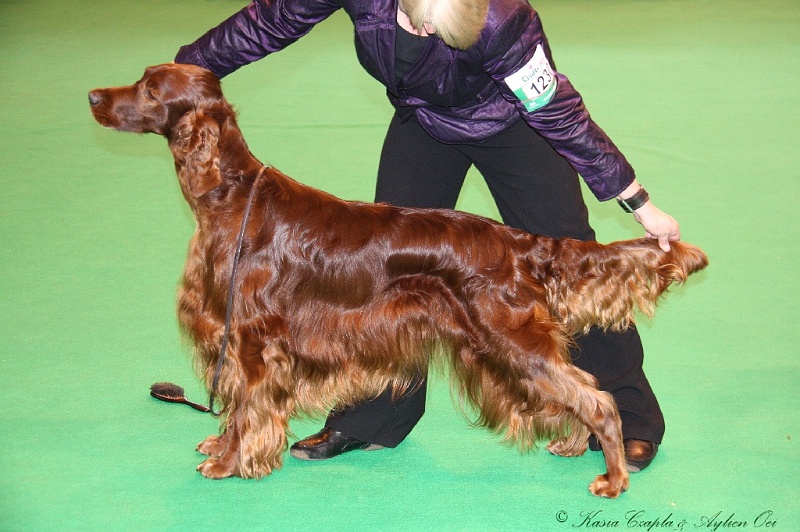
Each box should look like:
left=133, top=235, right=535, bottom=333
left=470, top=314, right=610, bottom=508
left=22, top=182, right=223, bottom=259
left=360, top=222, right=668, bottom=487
left=172, top=110, right=222, bottom=198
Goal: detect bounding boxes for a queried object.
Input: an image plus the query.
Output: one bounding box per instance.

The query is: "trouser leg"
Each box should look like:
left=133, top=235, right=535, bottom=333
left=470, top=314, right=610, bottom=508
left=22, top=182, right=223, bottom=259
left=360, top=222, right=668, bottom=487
left=572, top=328, right=665, bottom=446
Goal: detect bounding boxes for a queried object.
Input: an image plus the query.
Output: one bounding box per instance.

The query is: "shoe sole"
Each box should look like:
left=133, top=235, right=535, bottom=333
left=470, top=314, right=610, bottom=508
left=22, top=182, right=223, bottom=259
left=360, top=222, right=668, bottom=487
left=289, top=444, right=385, bottom=461
left=626, top=463, right=643, bottom=473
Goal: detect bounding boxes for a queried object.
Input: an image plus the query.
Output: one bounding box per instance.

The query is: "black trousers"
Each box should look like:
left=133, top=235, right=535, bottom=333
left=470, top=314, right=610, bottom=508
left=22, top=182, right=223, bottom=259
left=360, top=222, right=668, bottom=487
left=325, top=113, right=665, bottom=447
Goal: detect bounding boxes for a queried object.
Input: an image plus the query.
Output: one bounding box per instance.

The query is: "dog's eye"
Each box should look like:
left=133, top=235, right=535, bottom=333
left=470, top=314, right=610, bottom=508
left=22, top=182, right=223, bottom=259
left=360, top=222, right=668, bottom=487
left=140, top=82, right=158, bottom=101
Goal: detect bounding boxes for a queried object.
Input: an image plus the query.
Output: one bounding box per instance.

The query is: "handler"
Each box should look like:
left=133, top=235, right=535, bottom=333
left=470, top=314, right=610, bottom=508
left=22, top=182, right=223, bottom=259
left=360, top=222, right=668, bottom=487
left=175, top=0, right=681, bottom=472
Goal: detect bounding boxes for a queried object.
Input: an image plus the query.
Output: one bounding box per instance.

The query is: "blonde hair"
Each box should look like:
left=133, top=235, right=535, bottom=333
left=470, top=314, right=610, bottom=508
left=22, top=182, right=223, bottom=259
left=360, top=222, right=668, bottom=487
left=399, top=0, right=489, bottom=50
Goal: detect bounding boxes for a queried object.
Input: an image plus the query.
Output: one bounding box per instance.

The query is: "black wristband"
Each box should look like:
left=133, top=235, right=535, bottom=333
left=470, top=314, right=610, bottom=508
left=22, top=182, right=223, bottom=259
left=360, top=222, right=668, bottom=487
left=617, top=187, right=650, bottom=213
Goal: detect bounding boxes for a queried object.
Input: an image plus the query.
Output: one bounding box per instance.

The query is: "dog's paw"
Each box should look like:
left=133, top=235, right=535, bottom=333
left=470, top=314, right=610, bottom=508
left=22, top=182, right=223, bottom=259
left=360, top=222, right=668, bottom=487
left=197, top=434, right=228, bottom=457
left=546, top=436, right=588, bottom=457
left=588, top=473, right=629, bottom=498
left=197, top=457, right=237, bottom=479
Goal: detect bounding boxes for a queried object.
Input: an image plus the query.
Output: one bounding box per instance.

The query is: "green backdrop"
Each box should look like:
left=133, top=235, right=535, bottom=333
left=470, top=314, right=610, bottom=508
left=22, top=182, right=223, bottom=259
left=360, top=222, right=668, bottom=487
left=1, top=0, right=798, bottom=530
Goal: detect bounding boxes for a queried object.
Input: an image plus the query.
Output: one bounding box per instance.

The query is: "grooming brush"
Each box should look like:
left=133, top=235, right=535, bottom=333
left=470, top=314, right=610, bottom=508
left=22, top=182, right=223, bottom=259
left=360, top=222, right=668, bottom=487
left=149, top=382, right=210, bottom=412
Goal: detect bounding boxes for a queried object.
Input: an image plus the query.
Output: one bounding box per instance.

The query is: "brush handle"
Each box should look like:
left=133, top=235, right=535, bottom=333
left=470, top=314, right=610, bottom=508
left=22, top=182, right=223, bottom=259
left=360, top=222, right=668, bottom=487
left=149, top=389, right=211, bottom=413
left=182, top=399, right=211, bottom=413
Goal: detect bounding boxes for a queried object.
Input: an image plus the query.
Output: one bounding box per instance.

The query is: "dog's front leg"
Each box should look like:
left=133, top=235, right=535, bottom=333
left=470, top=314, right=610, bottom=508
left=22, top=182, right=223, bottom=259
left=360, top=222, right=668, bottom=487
left=197, top=338, right=293, bottom=479
left=197, top=425, right=231, bottom=457
left=197, top=418, right=242, bottom=479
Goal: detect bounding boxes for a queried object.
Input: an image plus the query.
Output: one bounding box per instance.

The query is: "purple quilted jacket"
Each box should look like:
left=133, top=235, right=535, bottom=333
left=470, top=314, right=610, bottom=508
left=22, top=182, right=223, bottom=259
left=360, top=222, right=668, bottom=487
left=175, top=0, right=635, bottom=200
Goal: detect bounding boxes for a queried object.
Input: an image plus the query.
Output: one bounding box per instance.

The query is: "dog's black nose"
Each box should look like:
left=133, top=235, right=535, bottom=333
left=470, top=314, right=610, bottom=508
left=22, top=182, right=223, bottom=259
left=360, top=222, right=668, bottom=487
left=88, top=90, right=102, bottom=106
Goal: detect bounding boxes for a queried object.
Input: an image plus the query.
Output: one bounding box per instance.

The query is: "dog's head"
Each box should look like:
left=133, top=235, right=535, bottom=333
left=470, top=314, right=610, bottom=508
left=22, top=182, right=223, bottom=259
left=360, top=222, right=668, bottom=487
left=89, top=64, right=243, bottom=201
left=88, top=63, right=224, bottom=136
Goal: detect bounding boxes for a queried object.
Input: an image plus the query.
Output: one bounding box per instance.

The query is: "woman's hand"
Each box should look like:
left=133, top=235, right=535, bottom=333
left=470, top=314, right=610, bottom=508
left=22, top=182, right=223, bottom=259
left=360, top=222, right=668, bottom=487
left=632, top=201, right=681, bottom=251
left=616, top=181, right=680, bottom=251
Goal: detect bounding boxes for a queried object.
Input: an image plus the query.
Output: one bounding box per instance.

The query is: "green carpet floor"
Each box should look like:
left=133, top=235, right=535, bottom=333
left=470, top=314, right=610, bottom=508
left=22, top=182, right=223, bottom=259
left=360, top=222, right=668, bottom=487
left=1, top=0, right=798, bottom=530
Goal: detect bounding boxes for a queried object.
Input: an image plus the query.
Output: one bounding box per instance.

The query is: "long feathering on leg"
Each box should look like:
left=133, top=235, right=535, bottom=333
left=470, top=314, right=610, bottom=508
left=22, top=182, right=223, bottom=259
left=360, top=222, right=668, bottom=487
left=448, top=315, right=586, bottom=453
left=446, top=316, right=628, bottom=497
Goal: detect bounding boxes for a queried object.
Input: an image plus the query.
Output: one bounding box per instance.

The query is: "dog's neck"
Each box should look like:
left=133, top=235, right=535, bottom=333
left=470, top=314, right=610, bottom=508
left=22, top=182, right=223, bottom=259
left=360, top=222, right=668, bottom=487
left=215, top=118, right=264, bottom=180
left=175, top=112, right=263, bottom=204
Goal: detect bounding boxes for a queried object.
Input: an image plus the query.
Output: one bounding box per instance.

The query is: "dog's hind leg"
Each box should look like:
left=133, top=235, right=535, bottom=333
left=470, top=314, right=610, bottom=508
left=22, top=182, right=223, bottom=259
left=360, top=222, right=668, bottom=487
left=545, top=418, right=589, bottom=457
left=536, top=362, right=629, bottom=498
left=466, top=317, right=628, bottom=497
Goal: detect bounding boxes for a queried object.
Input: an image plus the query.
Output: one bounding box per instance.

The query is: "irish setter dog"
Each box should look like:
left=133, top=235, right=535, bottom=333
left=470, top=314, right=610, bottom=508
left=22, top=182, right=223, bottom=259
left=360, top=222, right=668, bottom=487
left=89, top=63, right=707, bottom=498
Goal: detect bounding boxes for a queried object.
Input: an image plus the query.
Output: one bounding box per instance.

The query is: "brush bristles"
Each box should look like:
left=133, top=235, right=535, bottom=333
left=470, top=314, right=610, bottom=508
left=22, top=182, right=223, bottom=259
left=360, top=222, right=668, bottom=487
left=150, top=382, right=187, bottom=400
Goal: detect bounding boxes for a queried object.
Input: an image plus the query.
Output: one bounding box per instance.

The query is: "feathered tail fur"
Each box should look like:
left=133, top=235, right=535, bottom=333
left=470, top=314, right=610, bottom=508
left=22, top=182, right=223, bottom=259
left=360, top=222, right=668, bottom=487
left=542, top=238, right=708, bottom=336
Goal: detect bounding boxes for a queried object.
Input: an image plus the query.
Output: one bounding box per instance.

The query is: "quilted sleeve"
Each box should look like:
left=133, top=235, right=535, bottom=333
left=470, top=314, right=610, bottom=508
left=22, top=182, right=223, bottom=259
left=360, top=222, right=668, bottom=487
left=484, top=4, right=635, bottom=201
left=175, top=0, right=341, bottom=79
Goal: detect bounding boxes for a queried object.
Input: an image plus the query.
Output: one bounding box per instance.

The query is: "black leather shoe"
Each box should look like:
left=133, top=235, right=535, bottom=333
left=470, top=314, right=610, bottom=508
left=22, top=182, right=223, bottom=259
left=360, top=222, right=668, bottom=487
left=290, top=427, right=384, bottom=461
left=624, top=439, right=658, bottom=472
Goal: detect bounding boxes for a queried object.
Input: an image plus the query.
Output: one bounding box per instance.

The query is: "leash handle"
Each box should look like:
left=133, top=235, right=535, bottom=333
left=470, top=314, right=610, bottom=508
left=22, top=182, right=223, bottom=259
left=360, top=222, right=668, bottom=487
left=208, top=166, right=269, bottom=417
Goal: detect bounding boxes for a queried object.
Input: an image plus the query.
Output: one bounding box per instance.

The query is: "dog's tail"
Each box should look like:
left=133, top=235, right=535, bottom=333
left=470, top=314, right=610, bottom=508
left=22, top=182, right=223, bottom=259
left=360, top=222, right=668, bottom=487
left=540, top=237, right=708, bottom=335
